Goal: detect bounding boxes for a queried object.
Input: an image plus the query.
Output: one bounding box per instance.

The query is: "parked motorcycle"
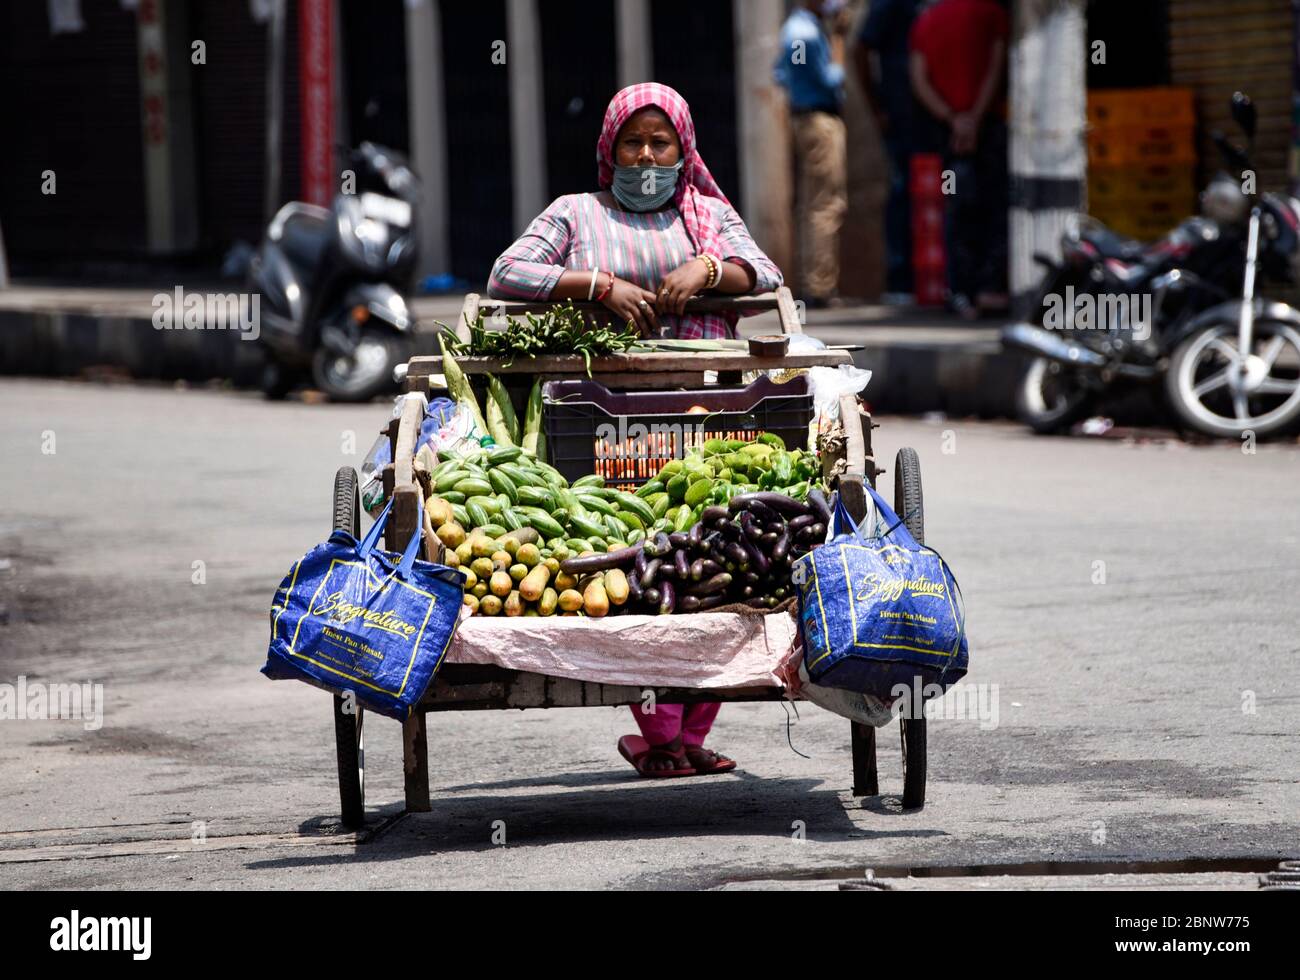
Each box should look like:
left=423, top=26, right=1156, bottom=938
left=1004, top=93, right=1300, bottom=438
left=249, top=143, right=420, bottom=402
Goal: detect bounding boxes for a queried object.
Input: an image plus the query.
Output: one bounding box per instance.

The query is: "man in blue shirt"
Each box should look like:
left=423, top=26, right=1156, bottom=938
left=775, top=1, right=851, bottom=307
left=854, top=0, right=923, bottom=304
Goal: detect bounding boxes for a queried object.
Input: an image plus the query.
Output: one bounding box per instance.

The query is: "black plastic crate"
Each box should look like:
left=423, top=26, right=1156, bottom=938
left=543, top=376, right=813, bottom=488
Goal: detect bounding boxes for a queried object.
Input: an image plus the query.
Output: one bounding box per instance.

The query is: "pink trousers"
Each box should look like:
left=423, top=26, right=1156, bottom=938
left=630, top=702, right=721, bottom=748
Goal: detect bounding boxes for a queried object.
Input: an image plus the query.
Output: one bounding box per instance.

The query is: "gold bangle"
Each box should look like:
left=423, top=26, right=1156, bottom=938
left=699, top=253, right=721, bottom=290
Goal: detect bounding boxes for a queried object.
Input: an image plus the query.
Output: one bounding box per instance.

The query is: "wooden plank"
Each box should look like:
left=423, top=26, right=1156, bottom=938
left=392, top=395, right=425, bottom=491
left=776, top=285, right=804, bottom=335
left=405, top=348, right=852, bottom=382
left=402, top=713, right=431, bottom=812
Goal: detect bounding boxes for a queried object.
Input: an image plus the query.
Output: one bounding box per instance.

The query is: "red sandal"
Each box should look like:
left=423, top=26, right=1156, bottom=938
left=684, top=745, right=737, bottom=776
left=618, top=735, right=696, bottom=778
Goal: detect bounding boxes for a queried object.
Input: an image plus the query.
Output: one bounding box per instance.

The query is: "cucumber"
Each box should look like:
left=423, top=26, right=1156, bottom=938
left=615, top=493, right=655, bottom=526
left=498, top=463, right=542, bottom=488
left=573, top=475, right=605, bottom=489
left=574, top=493, right=617, bottom=518
left=524, top=512, right=566, bottom=540
left=466, top=495, right=501, bottom=515
left=440, top=491, right=467, bottom=505
left=478, top=524, right=508, bottom=539
left=566, top=538, right=593, bottom=553
left=517, top=486, right=556, bottom=510
left=674, top=505, right=695, bottom=532
left=531, top=461, right=569, bottom=487
left=501, top=508, right=524, bottom=532
left=634, top=480, right=664, bottom=499
left=451, top=504, right=471, bottom=527
left=650, top=495, right=671, bottom=519
left=568, top=512, right=607, bottom=540
left=487, top=468, right=518, bottom=504
left=665, top=474, right=689, bottom=502
left=603, top=514, right=625, bottom=539
left=452, top=477, right=493, bottom=497
left=614, top=510, right=644, bottom=532
left=486, top=446, right=523, bottom=465
left=466, top=501, right=491, bottom=529
left=433, top=469, right=471, bottom=492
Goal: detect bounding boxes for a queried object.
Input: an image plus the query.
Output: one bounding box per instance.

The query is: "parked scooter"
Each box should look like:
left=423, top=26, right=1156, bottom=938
left=249, top=143, right=420, bottom=402
left=1004, top=93, right=1300, bottom=438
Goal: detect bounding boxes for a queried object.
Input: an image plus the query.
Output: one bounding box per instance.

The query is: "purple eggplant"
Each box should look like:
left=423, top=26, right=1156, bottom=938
left=659, top=581, right=676, bottom=615
left=674, top=549, right=691, bottom=581
left=678, top=595, right=703, bottom=613
left=692, top=573, right=732, bottom=597
left=698, top=594, right=727, bottom=611
left=724, top=541, right=750, bottom=568
left=669, top=531, right=689, bottom=550
left=730, top=492, right=810, bottom=518
left=688, top=522, right=706, bottom=552
left=701, top=506, right=729, bottom=526
left=743, top=538, right=771, bottom=574
left=560, top=545, right=641, bottom=576
left=640, top=557, right=662, bottom=590
left=771, top=529, right=791, bottom=562
left=797, top=522, right=826, bottom=545
left=786, top=514, right=815, bottom=535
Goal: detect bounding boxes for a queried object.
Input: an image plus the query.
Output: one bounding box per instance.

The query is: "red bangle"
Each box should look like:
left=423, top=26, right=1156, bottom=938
left=594, top=270, right=615, bottom=302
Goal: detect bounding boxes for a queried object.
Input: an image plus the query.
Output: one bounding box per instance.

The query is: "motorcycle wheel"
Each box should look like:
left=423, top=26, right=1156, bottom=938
left=1165, top=317, right=1300, bottom=439
left=1015, top=357, right=1095, bottom=434
left=311, top=331, right=411, bottom=403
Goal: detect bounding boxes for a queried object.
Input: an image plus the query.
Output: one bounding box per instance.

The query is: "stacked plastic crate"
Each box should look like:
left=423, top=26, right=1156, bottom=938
left=910, top=154, right=948, bottom=306
left=1086, top=88, right=1197, bottom=241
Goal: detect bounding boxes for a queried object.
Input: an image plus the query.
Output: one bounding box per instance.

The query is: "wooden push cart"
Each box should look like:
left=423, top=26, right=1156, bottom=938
left=329, top=288, right=928, bottom=827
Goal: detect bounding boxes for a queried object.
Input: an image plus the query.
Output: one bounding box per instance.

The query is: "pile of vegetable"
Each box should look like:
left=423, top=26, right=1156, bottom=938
left=556, top=490, right=832, bottom=614
left=438, top=303, right=639, bottom=374
left=419, top=434, right=831, bottom=618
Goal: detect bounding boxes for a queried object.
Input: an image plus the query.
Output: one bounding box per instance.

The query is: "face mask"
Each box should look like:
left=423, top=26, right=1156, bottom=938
left=611, top=160, right=683, bottom=212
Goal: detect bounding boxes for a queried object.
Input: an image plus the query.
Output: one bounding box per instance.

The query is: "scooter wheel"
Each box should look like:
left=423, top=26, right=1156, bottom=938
left=311, top=332, right=410, bottom=403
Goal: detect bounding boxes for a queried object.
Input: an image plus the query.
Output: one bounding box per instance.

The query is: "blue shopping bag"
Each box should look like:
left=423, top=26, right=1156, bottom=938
left=262, top=500, right=466, bottom=720
left=793, top=487, right=968, bottom=698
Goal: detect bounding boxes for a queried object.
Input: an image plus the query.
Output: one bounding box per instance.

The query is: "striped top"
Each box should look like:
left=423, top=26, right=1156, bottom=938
left=487, top=191, right=783, bottom=339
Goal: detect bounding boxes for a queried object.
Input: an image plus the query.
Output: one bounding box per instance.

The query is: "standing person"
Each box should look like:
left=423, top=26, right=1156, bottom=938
left=854, top=0, right=923, bottom=306
left=774, top=0, right=852, bottom=308
left=909, top=0, right=1010, bottom=320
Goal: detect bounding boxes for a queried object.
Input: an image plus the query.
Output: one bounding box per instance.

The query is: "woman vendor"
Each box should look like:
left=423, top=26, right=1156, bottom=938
left=489, top=83, right=782, bottom=776
left=489, top=82, right=782, bottom=340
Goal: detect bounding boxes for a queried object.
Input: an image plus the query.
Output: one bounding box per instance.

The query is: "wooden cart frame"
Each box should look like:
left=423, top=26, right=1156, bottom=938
left=330, top=290, right=928, bottom=827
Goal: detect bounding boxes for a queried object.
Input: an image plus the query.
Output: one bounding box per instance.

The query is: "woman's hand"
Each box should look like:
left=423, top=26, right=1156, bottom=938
left=600, top=276, right=661, bottom=337
left=654, top=258, right=711, bottom=317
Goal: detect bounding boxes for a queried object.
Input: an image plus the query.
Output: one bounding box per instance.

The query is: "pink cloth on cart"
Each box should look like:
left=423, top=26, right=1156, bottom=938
left=446, top=611, right=801, bottom=690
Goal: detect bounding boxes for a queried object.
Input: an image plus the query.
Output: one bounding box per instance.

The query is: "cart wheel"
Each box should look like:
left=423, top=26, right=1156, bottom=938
left=332, top=467, right=365, bottom=828
left=894, top=448, right=927, bottom=810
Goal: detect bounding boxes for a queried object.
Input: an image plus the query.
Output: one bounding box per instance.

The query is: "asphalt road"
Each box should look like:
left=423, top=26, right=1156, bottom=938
left=0, top=379, right=1296, bottom=889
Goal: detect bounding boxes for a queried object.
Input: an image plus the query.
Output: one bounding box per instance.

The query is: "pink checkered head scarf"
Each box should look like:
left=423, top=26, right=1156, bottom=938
left=596, top=83, right=729, bottom=259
